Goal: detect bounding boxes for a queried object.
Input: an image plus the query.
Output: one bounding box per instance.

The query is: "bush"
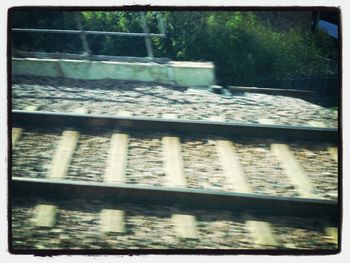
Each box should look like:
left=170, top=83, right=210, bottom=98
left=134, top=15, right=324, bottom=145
left=157, top=11, right=336, bottom=85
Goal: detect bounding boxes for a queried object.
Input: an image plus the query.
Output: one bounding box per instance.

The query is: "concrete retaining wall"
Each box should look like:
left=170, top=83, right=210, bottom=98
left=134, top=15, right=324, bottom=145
left=12, top=57, right=215, bottom=87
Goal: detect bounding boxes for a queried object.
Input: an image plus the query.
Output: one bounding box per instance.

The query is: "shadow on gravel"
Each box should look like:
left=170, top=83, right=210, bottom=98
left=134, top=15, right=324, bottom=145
left=11, top=75, right=194, bottom=105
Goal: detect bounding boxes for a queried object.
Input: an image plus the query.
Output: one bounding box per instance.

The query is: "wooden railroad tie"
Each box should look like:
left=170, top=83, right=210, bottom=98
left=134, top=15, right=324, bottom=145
left=34, top=108, right=86, bottom=229
left=162, top=113, right=198, bottom=240
left=211, top=116, right=278, bottom=248
left=162, top=114, right=187, bottom=187
left=100, top=209, right=125, bottom=233
left=104, top=133, right=129, bottom=183
left=32, top=204, right=57, bottom=227
left=100, top=110, right=132, bottom=234
left=260, top=118, right=338, bottom=246
left=271, top=144, right=316, bottom=198
left=324, top=227, right=338, bottom=245
left=47, top=130, right=80, bottom=179
left=245, top=219, right=278, bottom=248
left=47, top=108, right=87, bottom=179
left=12, top=105, right=39, bottom=146
left=327, top=147, right=338, bottom=162
left=257, top=118, right=275, bottom=125
left=171, top=214, right=198, bottom=240
left=216, top=140, right=250, bottom=193
left=260, top=118, right=316, bottom=198
left=162, top=136, right=186, bottom=187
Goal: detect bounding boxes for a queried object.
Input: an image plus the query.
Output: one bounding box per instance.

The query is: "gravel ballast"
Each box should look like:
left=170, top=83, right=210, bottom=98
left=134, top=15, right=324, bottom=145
left=182, top=137, right=228, bottom=191
left=233, top=138, right=299, bottom=198
left=126, top=134, right=164, bottom=186
left=289, top=142, right=338, bottom=200
left=11, top=129, right=338, bottom=199
left=12, top=76, right=338, bottom=127
left=267, top=215, right=337, bottom=250
left=66, top=131, right=111, bottom=182
left=12, top=129, right=62, bottom=179
left=11, top=197, right=336, bottom=250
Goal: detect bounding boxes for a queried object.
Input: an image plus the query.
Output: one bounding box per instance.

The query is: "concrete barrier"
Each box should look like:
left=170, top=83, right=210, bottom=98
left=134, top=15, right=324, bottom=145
left=12, top=57, right=215, bottom=88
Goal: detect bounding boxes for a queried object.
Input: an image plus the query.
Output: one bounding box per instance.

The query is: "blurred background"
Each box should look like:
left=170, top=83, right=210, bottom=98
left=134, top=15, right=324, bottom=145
left=11, top=10, right=339, bottom=106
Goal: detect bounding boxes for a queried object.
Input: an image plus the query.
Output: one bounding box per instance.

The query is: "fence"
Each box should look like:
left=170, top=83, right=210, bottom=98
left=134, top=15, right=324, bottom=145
left=12, top=12, right=166, bottom=59
left=254, top=74, right=339, bottom=107
left=254, top=75, right=338, bottom=95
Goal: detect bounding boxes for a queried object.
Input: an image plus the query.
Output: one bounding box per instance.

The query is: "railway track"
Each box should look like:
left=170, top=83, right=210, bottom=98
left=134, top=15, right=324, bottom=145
left=10, top=106, right=340, bottom=252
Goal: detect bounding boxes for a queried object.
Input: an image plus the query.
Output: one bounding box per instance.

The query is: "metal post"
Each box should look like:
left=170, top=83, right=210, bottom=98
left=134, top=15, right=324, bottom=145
left=141, top=12, right=153, bottom=58
left=74, top=12, right=91, bottom=56
left=157, top=13, right=166, bottom=35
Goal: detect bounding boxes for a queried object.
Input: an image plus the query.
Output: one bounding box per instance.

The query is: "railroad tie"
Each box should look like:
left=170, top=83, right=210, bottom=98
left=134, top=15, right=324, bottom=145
left=17, top=106, right=52, bottom=229
left=171, top=214, right=198, bottom=240
left=324, top=227, right=338, bottom=245
left=47, top=108, right=87, bottom=179
left=32, top=204, right=57, bottom=227
left=208, top=115, right=225, bottom=122
left=100, top=209, right=125, bottom=233
left=257, top=118, right=275, bottom=125
left=259, top=119, right=316, bottom=198
left=117, top=110, right=133, bottom=117
left=307, top=121, right=339, bottom=245
left=162, top=113, right=198, bottom=240
left=162, top=114, right=187, bottom=187
left=245, top=219, right=278, bottom=247
left=108, top=110, right=132, bottom=182
left=308, top=121, right=338, bottom=162
left=162, top=136, right=186, bottom=186
left=100, top=110, right=131, bottom=233
left=213, top=116, right=278, bottom=248
left=47, top=130, right=80, bottom=179
left=12, top=105, right=39, bottom=146
left=327, top=147, right=338, bottom=162
left=36, top=109, right=86, bottom=229
left=215, top=140, right=250, bottom=193
left=262, top=119, right=338, bottom=246
left=12, top=128, right=23, bottom=147
left=104, top=133, right=129, bottom=183
left=216, top=140, right=278, bottom=247
left=271, top=144, right=316, bottom=198
left=308, top=121, right=327, bottom=128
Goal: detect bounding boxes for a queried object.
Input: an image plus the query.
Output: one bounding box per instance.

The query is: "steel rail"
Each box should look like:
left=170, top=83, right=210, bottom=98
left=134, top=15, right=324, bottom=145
left=228, top=86, right=315, bottom=96
left=12, top=110, right=338, bottom=142
left=12, top=177, right=338, bottom=224
left=12, top=28, right=166, bottom=38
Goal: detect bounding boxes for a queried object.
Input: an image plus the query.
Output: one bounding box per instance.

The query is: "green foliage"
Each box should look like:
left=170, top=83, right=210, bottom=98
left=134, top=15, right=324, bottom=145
left=158, top=11, right=336, bottom=85
left=11, top=10, right=338, bottom=86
